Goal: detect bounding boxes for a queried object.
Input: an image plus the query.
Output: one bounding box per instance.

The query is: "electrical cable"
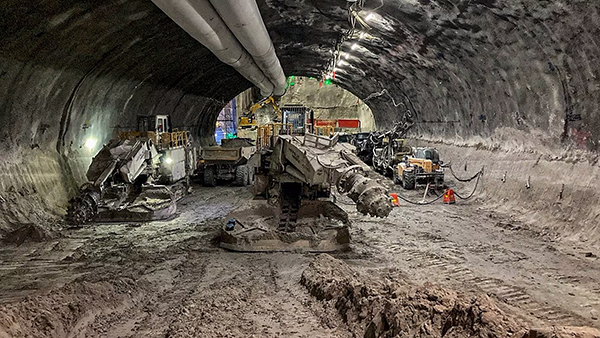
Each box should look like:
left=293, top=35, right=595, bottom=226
left=394, top=170, right=483, bottom=205
left=395, top=193, right=444, bottom=205
left=322, top=0, right=365, bottom=79
left=448, top=165, right=483, bottom=182
left=453, top=172, right=482, bottom=200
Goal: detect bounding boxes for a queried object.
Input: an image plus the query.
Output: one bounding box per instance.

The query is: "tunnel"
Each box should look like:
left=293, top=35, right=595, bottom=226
left=1, top=1, right=600, bottom=337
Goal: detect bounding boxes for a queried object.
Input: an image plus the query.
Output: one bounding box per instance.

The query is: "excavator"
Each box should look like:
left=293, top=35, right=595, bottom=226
left=238, top=96, right=283, bottom=128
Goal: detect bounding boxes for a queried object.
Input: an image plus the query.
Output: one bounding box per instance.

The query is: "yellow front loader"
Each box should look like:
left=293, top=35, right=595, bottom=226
left=396, top=147, right=444, bottom=190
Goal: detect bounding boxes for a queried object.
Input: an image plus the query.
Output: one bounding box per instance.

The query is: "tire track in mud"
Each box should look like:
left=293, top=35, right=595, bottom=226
left=350, top=202, right=599, bottom=329
left=134, top=253, right=350, bottom=337
left=395, top=246, right=589, bottom=327
left=0, top=239, right=88, bottom=304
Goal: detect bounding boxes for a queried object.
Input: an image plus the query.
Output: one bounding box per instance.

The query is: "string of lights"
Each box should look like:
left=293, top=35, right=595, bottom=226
left=320, top=0, right=369, bottom=85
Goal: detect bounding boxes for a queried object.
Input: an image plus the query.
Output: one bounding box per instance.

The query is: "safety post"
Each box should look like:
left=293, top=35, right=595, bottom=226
left=420, top=183, right=430, bottom=204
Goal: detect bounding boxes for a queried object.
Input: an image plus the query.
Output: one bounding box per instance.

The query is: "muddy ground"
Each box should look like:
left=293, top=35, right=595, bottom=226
left=0, top=178, right=600, bottom=337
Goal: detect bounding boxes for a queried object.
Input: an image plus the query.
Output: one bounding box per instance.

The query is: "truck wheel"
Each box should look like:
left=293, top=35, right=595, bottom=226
left=235, top=165, right=248, bottom=186
left=203, top=166, right=217, bottom=187
left=402, top=171, right=416, bottom=190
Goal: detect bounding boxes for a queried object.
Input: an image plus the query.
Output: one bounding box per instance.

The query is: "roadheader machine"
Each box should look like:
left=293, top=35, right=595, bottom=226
left=67, top=115, right=197, bottom=224
left=220, top=120, right=392, bottom=252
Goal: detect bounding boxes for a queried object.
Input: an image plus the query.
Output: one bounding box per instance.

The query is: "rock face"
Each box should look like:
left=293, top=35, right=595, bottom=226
left=1, top=0, right=599, bottom=235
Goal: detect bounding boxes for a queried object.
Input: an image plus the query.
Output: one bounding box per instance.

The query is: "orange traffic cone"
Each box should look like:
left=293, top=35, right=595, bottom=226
left=390, top=193, right=400, bottom=207
left=443, top=189, right=456, bottom=204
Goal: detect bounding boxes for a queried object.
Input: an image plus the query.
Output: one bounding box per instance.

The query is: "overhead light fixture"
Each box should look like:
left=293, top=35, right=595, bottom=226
left=84, top=138, right=97, bottom=151
left=351, top=43, right=359, bottom=50
left=165, top=157, right=173, bottom=164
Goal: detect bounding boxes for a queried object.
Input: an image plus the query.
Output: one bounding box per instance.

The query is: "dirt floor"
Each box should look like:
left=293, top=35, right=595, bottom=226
left=1, top=178, right=600, bottom=337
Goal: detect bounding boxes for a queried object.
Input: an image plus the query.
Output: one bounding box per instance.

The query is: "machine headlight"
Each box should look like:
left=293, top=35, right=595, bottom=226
left=84, top=138, right=97, bottom=151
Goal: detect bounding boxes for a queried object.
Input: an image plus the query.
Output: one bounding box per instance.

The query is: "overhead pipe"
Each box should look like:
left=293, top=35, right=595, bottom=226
left=151, top=0, right=275, bottom=97
left=209, top=0, right=288, bottom=96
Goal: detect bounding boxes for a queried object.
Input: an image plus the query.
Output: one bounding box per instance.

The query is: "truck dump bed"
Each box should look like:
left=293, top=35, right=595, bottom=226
left=201, top=147, right=241, bottom=163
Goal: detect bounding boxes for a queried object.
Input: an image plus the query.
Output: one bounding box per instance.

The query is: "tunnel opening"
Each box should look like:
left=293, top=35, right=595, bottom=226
left=210, top=76, right=377, bottom=146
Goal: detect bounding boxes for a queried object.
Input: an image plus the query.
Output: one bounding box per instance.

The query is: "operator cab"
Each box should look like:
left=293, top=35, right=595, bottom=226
left=413, top=148, right=441, bottom=164
left=137, top=115, right=172, bottom=134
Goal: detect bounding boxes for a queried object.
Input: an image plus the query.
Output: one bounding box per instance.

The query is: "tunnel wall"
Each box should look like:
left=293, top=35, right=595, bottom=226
left=260, top=1, right=600, bottom=153
left=1, top=0, right=600, bottom=240
left=0, top=0, right=254, bottom=237
left=411, top=139, right=600, bottom=248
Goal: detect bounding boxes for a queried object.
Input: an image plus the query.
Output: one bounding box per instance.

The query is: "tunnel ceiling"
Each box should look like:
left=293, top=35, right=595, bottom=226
left=1, top=0, right=599, bottom=152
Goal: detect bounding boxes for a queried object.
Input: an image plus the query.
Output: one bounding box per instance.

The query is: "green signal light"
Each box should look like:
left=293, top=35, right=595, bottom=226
left=324, top=79, right=332, bottom=85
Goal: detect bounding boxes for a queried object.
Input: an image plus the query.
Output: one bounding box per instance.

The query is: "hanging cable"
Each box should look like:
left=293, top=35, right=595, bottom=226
left=392, top=170, right=483, bottom=205
left=321, top=0, right=366, bottom=81
left=453, top=172, right=483, bottom=200
left=363, top=88, right=405, bottom=107
left=448, top=165, right=483, bottom=182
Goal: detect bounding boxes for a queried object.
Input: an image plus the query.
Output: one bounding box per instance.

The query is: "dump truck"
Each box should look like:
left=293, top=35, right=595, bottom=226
left=67, top=115, right=197, bottom=224
left=395, top=147, right=444, bottom=190
left=199, top=138, right=257, bottom=187
left=220, top=132, right=392, bottom=253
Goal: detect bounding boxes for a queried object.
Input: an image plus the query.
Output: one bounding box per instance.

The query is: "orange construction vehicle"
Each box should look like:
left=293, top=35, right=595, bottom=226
left=395, top=147, right=444, bottom=190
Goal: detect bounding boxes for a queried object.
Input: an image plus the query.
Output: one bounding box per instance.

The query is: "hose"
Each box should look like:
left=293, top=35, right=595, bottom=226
left=393, top=170, right=483, bottom=205
left=396, top=193, right=444, bottom=205
left=453, top=172, right=482, bottom=200
left=448, top=165, right=483, bottom=182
